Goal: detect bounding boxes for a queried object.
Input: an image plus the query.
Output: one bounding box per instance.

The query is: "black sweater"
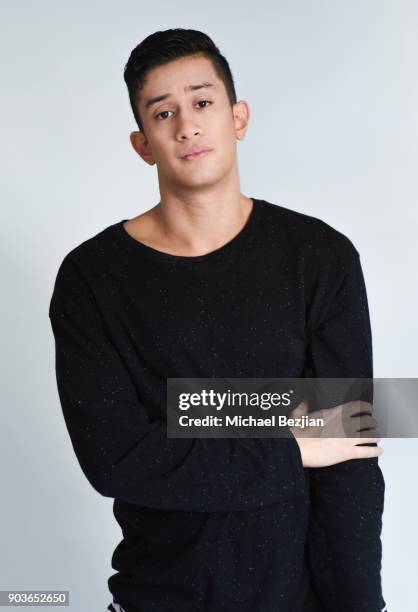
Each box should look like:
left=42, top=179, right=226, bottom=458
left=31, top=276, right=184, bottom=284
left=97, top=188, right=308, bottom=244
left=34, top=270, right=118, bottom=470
left=48, top=198, right=386, bottom=612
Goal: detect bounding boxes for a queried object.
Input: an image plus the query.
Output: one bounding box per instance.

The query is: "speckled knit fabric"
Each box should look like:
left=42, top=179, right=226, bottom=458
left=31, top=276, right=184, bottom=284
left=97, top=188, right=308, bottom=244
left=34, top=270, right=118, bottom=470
left=49, top=198, right=386, bottom=612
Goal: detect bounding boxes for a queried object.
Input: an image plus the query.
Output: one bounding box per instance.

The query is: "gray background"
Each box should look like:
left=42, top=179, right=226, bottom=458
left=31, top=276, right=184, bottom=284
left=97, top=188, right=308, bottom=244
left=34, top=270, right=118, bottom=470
left=1, top=1, right=417, bottom=610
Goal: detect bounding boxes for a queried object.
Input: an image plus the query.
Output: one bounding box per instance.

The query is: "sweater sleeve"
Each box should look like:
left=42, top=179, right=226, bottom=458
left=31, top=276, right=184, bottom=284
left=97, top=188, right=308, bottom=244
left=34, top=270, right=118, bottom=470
left=303, top=245, right=386, bottom=612
left=48, top=253, right=306, bottom=512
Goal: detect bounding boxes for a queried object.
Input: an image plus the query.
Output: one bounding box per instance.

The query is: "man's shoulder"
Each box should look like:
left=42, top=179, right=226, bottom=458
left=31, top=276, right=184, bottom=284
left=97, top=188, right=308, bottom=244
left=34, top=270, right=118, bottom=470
left=56, top=220, right=122, bottom=271
left=50, top=219, right=125, bottom=300
left=260, top=199, right=360, bottom=263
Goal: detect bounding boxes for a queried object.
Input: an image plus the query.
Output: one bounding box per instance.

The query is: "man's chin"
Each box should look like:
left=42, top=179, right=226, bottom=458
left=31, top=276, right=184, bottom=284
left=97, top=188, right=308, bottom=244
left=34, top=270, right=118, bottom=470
left=158, top=164, right=227, bottom=191
left=169, top=173, right=222, bottom=191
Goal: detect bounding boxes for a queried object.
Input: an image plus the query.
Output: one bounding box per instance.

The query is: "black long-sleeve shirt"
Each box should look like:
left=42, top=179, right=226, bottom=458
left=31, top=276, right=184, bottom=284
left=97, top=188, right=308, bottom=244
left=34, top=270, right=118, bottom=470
left=48, top=198, right=386, bottom=612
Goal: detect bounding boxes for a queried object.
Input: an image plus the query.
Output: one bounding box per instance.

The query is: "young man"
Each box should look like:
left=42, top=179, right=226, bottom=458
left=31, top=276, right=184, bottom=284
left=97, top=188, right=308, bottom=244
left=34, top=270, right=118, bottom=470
left=49, top=29, right=386, bottom=612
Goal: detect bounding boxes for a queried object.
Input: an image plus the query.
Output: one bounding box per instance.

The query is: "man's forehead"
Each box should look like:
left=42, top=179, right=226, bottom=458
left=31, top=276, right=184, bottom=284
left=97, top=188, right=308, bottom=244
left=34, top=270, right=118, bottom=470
left=140, top=58, right=220, bottom=108
left=146, top=54, right=216, bottom=82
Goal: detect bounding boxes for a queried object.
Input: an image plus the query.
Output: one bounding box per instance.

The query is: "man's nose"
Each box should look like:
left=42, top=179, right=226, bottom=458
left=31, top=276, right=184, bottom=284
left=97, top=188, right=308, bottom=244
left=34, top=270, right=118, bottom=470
left=175, top=109, right=201, bottom=140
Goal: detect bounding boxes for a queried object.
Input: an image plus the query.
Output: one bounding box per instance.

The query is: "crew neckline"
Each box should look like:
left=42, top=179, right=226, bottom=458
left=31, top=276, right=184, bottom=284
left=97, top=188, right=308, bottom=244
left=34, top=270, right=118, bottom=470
left=115, top=197, right=262, bottom=262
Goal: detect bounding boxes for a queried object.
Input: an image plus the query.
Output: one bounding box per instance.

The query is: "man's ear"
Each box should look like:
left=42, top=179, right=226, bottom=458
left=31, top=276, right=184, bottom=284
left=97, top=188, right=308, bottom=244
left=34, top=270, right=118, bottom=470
left=129, top=131, right=156, bottom=166
left=233, top=100, right=250, bottom=141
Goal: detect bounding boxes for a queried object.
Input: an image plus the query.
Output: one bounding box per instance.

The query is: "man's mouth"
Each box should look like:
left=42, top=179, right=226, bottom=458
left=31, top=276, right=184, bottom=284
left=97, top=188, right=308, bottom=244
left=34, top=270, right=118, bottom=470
left=181, top=149, right=213, bottom=161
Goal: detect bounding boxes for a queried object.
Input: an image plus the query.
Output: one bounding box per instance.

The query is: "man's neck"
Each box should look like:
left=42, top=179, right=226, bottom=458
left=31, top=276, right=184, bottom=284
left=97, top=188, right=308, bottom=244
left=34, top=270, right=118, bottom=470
left=124, top=192, right=253, bottom=258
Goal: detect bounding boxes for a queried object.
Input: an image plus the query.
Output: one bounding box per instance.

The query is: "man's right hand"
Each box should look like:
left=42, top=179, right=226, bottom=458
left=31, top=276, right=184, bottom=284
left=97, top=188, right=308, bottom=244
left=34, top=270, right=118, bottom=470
left=288, top=399, right=384, bottom=468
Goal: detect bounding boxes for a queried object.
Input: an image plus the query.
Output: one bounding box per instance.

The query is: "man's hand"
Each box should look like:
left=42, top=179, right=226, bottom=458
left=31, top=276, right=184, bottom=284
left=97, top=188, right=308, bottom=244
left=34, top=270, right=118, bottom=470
left=288, top=400, right=383, bottom=468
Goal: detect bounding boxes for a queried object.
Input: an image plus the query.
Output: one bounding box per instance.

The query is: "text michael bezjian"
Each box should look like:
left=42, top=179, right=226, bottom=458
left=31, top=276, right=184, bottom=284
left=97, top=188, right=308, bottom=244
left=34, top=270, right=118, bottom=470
left=178, top=414, right=324, bottom=428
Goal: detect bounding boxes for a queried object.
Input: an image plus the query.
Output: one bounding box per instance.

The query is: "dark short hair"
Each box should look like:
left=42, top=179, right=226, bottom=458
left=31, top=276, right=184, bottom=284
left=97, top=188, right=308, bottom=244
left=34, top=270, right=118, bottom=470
left=123, top=28, right=237, bottom=132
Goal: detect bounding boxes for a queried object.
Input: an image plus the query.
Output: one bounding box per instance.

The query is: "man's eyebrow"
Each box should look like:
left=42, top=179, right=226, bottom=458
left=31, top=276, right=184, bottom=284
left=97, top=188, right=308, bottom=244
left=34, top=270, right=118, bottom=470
left=144, top=81, right=215, bottom=111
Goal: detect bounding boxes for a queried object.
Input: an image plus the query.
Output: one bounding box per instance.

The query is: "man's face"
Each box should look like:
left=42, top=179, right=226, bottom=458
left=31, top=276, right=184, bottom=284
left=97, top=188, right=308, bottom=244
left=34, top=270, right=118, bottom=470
left=130, top=54, right=249, bottom=192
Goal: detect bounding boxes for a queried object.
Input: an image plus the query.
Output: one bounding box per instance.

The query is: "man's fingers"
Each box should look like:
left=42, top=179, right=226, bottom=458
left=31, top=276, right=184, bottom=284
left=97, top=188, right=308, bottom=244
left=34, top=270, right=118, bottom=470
left=337, top=400, right=373, bottom=416
left=320, top=401, right=374, bottom=421
left=351, top=436, right=381, bottom=444
left=352, top=445, right=384, bottom=458
left=355, top=415, right=378, bottom=430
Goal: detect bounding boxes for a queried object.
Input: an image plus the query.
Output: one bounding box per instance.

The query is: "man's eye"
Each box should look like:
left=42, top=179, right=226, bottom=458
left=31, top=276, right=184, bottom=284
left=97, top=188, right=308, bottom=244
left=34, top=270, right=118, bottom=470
left=196, top=100, right=212, bottom=109
left=155, top=110, right=173, bottom=121
left=155, top=100, right=212, bottom=121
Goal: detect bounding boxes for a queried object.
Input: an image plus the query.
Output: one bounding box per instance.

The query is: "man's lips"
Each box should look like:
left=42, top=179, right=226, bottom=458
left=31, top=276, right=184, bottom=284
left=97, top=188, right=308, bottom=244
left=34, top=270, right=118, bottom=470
left=181, top=148, right=213, bottom=160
